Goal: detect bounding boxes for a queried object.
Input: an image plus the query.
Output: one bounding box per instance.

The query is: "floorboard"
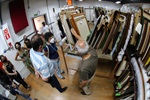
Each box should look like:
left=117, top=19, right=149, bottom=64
left=17, top=47, right=115, bottom=100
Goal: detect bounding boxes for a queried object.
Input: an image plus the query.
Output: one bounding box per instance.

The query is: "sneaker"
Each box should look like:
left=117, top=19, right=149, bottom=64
left=81, top=91, right=90, bottom=95
left=61, top=76, right=65, bottom=79
left=26, top=94, right=30, bottom=97
left=28, top=85, right=31, bottom=88
left=60, top=86, right=67, bottom=93
left=61, top=71, right=65, bottom=74
left=26, top=87, right=31, bottom=91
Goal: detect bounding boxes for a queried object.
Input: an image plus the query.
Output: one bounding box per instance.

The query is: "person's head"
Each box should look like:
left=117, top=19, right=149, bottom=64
left=15, top=42, right=21, bottom=50
left=31, top=34, right=44, bottom=51
left=0, top=55, right=7, bottom=63
left=42, top=22, right=45, bottom=26
left=75, top=40, right=89, bottom=56
left=44, top=32, right=54, bottom=44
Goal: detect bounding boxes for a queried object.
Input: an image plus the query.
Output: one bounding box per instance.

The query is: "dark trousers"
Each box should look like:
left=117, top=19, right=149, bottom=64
left=0, top=94, right=10, bottom=100
left=46, top=75, right=63, bottom=92
left=10, top=71, right=28, bottom=89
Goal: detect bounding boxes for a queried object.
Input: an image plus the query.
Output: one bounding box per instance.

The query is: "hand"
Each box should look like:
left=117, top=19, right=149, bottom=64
left=13, top=70, right=17, bottom=75
left=71, top=28, right=77, bottom=35
left=71, top=28, right=82, bottom=40
left=14, top=71, right=17, bottom=75
left=35, top=71, right=40, bottom=79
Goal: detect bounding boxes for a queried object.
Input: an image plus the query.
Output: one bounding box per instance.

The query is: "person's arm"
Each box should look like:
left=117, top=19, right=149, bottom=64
left=34, top=68, right=49, bottom=82
left=15, top=52, right=23, bottom=61
left=2, top=65, right=17, bottom=76
left=24, top=42, right=27, bottom=48
left=47, top=25, right=51, bottom=32
left=22, top=47, right=30, bottom=51
left=32, top=64, right=48, bottom=81
left=34, top=69, right=40, bottom=79
left=43, top=47, right=48, bottom=57
left=71, top=28, right=83, bottom=40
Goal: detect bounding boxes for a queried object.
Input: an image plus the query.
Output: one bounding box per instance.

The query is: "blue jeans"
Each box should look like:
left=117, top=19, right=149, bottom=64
left=51, top=59, right=63, bottom=78
left=14, top=89, right=32, bottom=100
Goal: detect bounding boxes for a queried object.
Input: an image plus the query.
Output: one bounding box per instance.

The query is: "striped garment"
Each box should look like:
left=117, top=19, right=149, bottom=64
left=30, top=48, right=54, bottom=78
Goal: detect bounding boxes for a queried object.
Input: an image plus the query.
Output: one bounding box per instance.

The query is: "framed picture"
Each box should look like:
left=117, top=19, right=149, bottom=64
left=72, top=13, right=90, bottom=41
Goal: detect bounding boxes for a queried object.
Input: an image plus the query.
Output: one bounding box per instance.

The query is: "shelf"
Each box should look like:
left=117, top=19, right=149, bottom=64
left=138, top=58, right=150, bottom=100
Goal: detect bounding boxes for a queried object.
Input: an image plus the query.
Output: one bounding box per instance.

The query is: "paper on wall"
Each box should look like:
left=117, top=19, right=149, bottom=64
left=135, top=23, right=142, bottom=35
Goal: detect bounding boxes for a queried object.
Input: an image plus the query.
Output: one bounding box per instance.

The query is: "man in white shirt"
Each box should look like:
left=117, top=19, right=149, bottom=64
left=40, top=22, right=51, bottom=35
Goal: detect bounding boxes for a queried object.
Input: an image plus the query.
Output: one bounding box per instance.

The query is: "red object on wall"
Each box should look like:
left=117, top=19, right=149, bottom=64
left=67, top=0, right=72, bottom=5
left=3, top=28, right=10, bottom=40
left=9, top=0, right=28, bottom=33
left=0, top=62, right=3, bottom=70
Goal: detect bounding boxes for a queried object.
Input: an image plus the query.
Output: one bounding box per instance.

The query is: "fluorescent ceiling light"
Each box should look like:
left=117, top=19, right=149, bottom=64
left=98, top=0, right=102, bottom=1
left=115, top=1, right=121, bottom=4
left=79, top=0, right=83, bottom=1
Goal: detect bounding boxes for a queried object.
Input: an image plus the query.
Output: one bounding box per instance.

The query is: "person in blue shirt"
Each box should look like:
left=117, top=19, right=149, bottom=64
left=43, top=32, right=65, bottom=79
left=30, top=34, right=67, bottom=93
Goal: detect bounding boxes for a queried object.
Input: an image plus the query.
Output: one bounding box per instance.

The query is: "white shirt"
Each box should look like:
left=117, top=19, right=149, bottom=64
left=41, top=25, right=50, bottom=34
left=30, top=48, right=54, bottom=78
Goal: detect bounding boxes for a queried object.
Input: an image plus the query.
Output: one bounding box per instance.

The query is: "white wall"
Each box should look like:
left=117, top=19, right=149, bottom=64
left=0, top=0, right=121, bottom=78
left=74, top=0, right=121, bottom=10
left=1, top=0, right=121, bottom=45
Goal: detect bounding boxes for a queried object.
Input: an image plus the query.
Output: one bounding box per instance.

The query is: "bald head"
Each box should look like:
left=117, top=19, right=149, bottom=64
left=31, top=34, right=43, bottom=51
left=75, top=40, right=89, bottom=55
left=76, top=40, right=86, bottom=48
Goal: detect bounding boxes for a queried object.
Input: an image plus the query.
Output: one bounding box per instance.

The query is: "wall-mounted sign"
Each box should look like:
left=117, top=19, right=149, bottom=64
left=2, top=23, right=14, bottom=49
left=67, top=0, right=72, bottom=6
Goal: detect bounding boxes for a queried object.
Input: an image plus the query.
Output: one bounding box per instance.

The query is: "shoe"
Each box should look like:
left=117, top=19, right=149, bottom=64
left=26, top=87, right=31, bottom=91
left=33, top=98, right=38, bottom=100
left=60, top=86, right=67, bottom=93
left=28, top=85, right=31, bottom=88
left=81, top=91, right=90, bottom=95
left=26, top=94, right=30, bottom=97
left=61, top=76, right=65, bottom=79
left=61, top=71, right=65, bottom=74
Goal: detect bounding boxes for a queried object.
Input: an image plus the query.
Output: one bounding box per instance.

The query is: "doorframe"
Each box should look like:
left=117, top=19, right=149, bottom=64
left=31, top=14, right=48, bottom=34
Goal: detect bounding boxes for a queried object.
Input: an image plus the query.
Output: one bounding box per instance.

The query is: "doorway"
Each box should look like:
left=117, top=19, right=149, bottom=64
left=32, top=14, right=48, bottom=34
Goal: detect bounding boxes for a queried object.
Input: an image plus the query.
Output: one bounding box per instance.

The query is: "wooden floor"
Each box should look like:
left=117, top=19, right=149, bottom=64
left=17, top=48, right=115, bottom=100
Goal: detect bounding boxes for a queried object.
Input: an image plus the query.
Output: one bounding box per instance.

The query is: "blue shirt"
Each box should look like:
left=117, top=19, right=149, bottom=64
left=43, top=43, right=59, bottom=59
left=30, top=48, right=54, bottom=78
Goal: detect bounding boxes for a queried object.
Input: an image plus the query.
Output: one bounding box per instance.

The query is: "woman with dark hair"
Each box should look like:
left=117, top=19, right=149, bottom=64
left=0, top=55, right=31, bottom=90
left=0, top=69, right=37, bottom=100
left=43, top=32, right=65, bottom=79
left=23, top=35, right=32, bottom=49
left=14, top=42, right=34, bottom=74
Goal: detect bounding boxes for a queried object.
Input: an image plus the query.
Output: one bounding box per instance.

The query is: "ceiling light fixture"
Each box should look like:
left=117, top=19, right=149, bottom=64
left=79, top=0, right=83, bottom=1
left=98, top=0, right=102, bottom=1
left=115, top=1, right=121, bottom=4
